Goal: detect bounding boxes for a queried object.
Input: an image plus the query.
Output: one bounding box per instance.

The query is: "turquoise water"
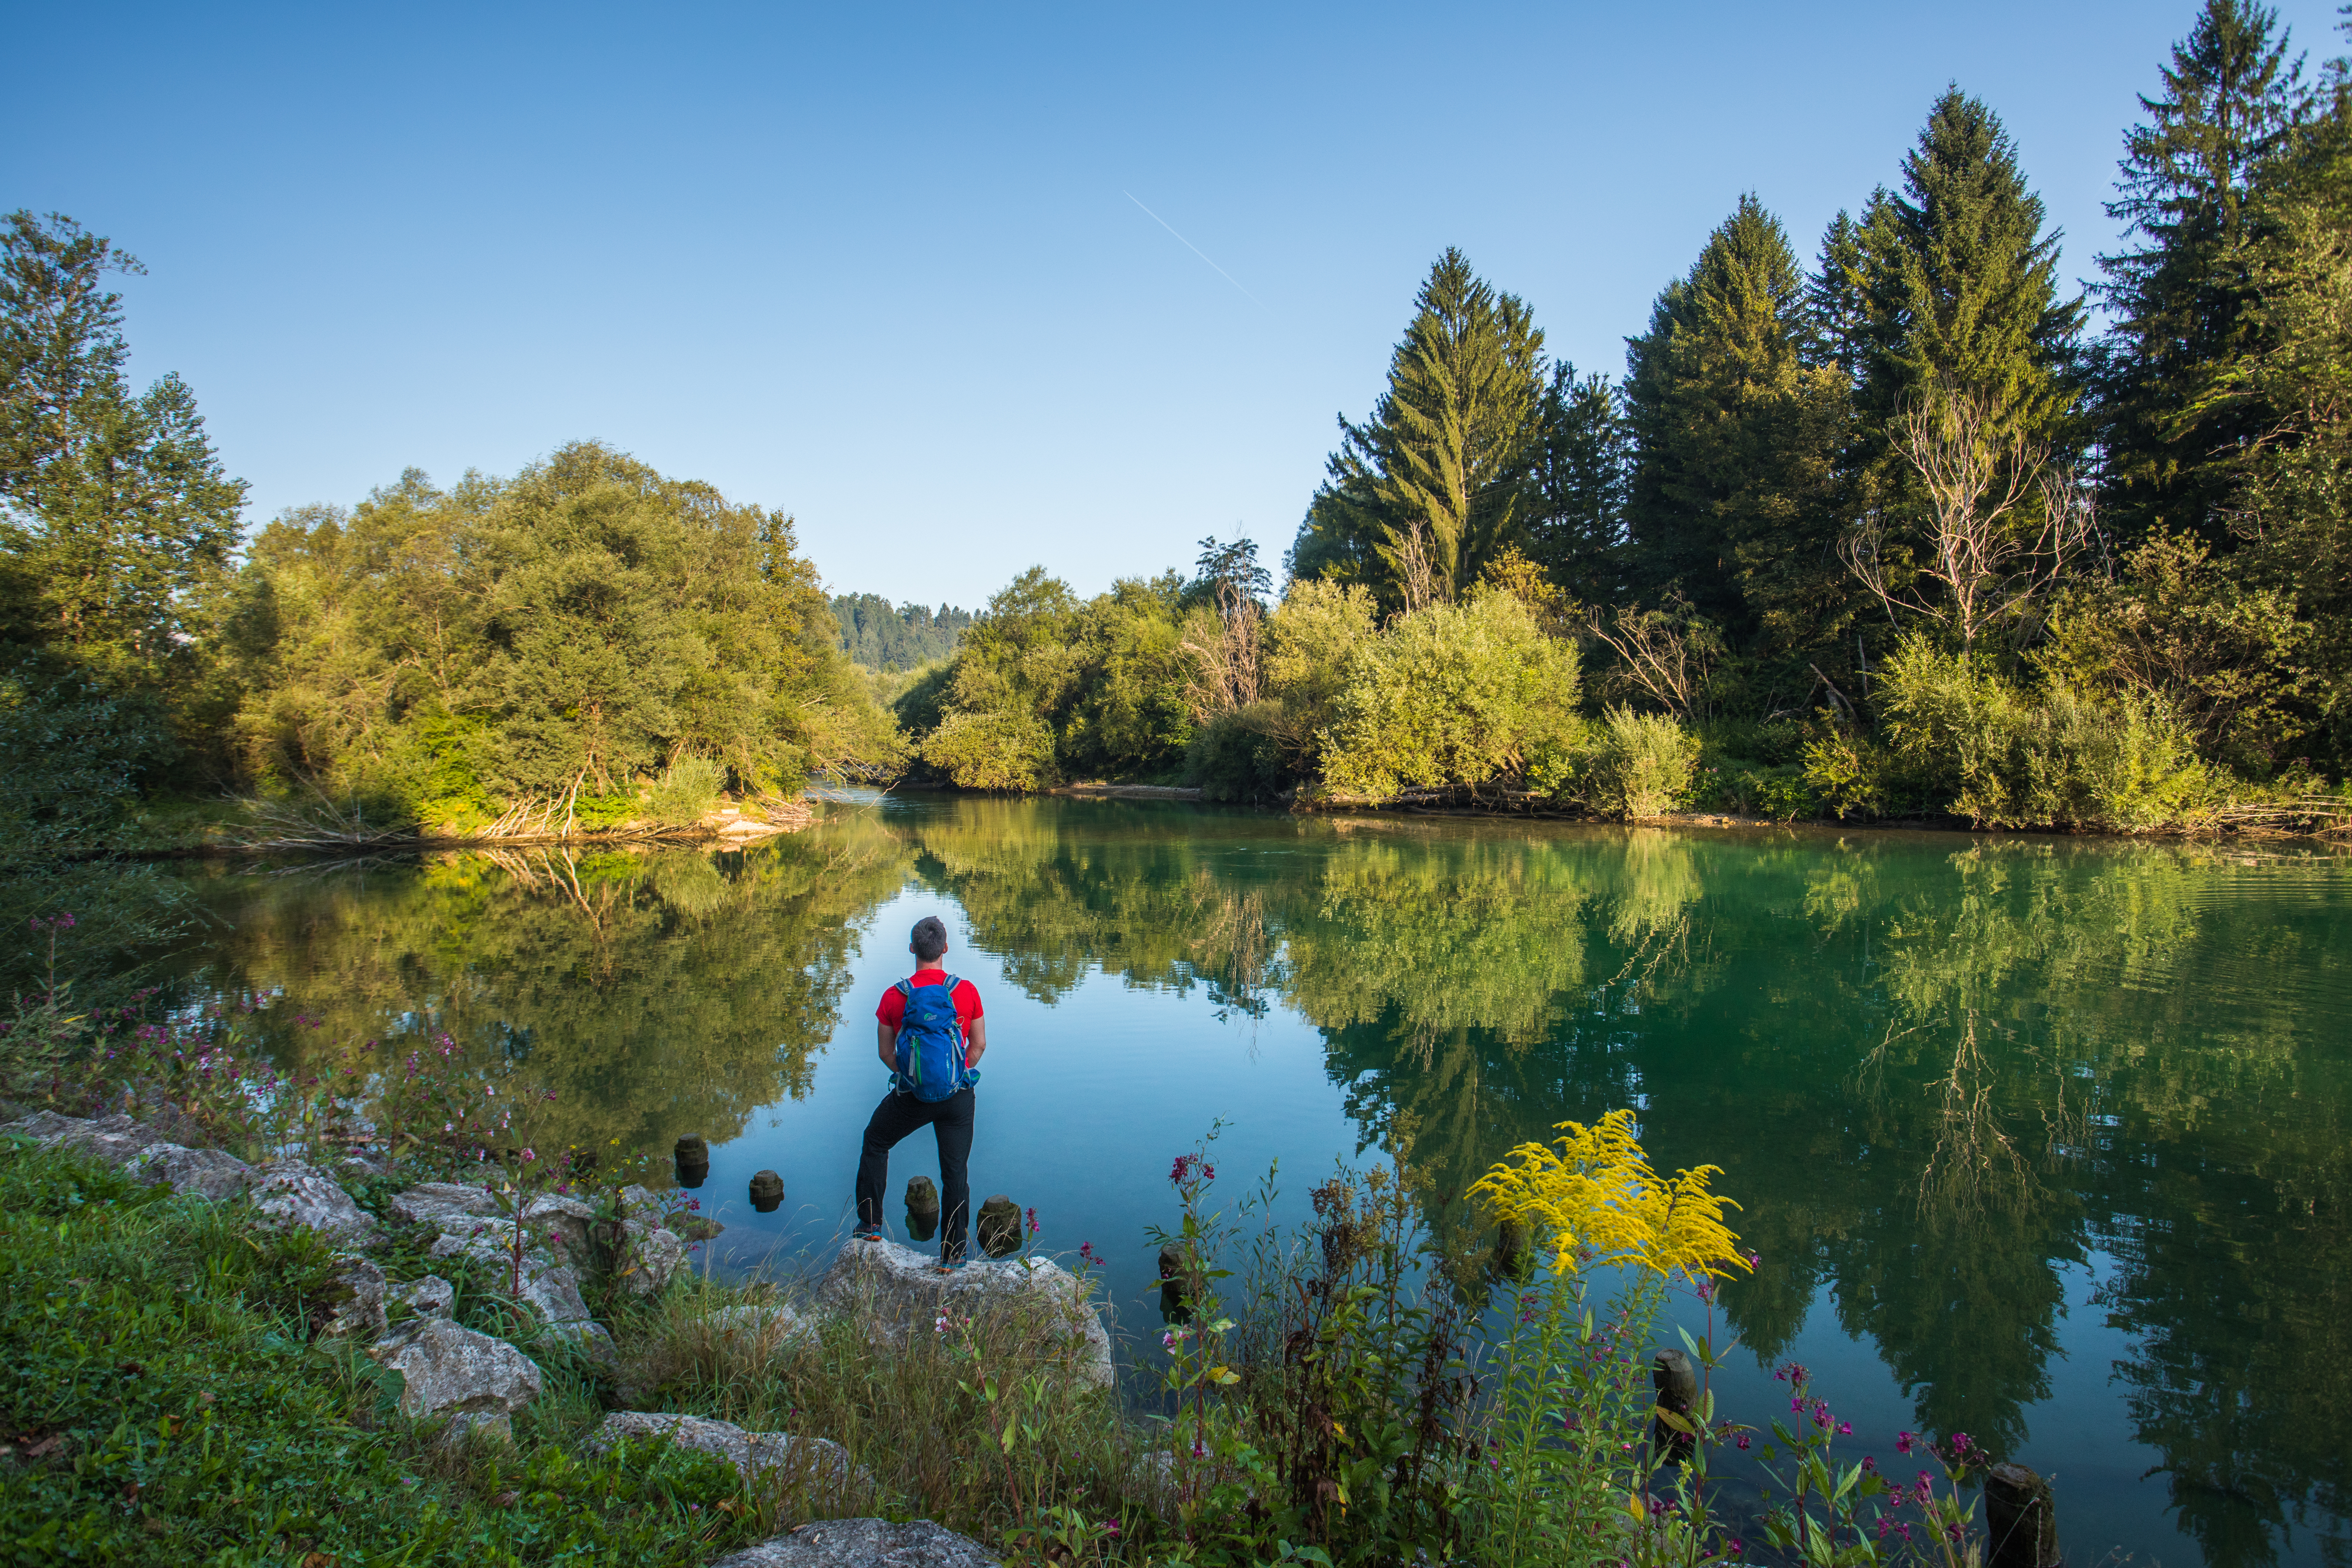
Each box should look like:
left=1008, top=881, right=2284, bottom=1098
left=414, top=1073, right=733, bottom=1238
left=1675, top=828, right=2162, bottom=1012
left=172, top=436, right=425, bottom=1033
left=164, top=796, right=2352, bottom=1568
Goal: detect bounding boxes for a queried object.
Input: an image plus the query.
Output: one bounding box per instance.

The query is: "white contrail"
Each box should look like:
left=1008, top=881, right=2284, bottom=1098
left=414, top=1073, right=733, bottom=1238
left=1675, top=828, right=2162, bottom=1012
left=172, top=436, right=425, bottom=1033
left=1123, top=191, right=1264, bottom=308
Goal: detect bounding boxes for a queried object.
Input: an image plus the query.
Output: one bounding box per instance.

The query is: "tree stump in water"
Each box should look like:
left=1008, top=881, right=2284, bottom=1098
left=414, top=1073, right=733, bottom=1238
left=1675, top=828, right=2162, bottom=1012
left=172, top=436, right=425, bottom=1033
left=905, top=1176, right=939, bottom=1215
left=1651, top=1348, right=1698, bottom=1464
left=1985, top=1463, right=2060, bottom=1568
left=673, top=1136, right=709, bottom=1189
left=977, top=1195, right=1021, bottom=1258
left=748, top=1170, right=783, bottom=1214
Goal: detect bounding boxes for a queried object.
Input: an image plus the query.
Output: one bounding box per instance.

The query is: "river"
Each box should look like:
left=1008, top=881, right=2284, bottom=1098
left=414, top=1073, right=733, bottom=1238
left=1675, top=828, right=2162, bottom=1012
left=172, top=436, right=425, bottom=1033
left=154, top=795, right=2350, bottom=1568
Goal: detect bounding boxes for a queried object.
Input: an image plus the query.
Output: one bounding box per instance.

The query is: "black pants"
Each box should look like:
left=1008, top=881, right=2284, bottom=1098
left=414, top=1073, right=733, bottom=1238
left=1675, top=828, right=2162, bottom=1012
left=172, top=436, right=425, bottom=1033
left=855, top=1086, right=975, bottom=1260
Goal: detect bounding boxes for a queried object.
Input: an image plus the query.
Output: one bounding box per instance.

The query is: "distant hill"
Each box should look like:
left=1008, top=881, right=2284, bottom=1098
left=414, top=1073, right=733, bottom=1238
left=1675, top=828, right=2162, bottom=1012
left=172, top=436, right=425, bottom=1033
left=829, top=593, right=972, bottom=671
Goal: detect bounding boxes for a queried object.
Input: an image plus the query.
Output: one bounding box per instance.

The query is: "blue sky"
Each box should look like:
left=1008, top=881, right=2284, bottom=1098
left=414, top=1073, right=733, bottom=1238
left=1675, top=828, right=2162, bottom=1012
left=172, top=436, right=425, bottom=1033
left=8, top=1, right=2343, bottom=607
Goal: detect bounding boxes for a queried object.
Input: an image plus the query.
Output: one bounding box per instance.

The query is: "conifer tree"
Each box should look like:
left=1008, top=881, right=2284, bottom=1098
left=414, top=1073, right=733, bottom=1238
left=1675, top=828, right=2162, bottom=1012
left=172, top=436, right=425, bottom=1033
left=1521, top=362, right=1630, bottom=606
left=1290, top=250, right=1545, bottom=608
left=2097, top=0, right=2308, bottom=548
left=1622, top=196, right=1849, bottom=650
left=1850, top=91, right=2085, bottom=457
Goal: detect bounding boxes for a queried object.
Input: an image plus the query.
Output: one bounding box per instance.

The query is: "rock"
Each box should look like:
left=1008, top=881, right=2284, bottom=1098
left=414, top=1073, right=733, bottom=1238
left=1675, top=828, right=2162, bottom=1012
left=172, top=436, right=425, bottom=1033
left=254, top=1161, right=378, bottom=1244
left=389, top=1181, right=501, bottom=1227
left=395, top=1182, right=595, bottom=1326
left=4, top=1110, right=168, bottom=1167
left=426, top=1229, right=592, bottom=1325
left=707, top=1303, right=816, bottom=1358
left=319, top=1255, right=389, bottom=1341
left=708, top=1518, right=998, bottom=1568
left=339, top=1146, right=395, bottom=1179
left=521, top=1191, right=596, bottom=1257
left=369, top=1318, right=541, bottom=1432
left=905, top=1175, right=939, bottom=1215
left=391, top=1274, right=456, bottom=1318
left=5, top=1112, right=265, bottom=1203
left=124, top=1142, right=259, bottom=1200
left=819, top=1239, right=1113, bottom=1389
left=616, top=1217, right=688, bottom=1297
left=548, top=1318, right=618, bottom=1371
left=588, top=1412, right=862, bottom=1496
left=976, top=1195, right=1021, bottom=1258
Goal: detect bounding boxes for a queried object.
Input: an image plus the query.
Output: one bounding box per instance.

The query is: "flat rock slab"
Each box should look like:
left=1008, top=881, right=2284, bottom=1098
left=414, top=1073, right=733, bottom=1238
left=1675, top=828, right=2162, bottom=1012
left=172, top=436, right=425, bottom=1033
left=819, top=1240, right=1113, bottom=1388
left=371, top=1318, right=541, bottom=1421
left=588, top=1412, right=862, bottom=1495
left=254, top=1161, right=378, bottom=1243
left=708, top=1518, right=999, bottom=1568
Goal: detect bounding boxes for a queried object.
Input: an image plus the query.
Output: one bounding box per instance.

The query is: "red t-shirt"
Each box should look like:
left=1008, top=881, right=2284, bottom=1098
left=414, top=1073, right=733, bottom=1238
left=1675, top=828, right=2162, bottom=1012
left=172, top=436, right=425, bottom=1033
left=876, top=968, right=984, bottom=1038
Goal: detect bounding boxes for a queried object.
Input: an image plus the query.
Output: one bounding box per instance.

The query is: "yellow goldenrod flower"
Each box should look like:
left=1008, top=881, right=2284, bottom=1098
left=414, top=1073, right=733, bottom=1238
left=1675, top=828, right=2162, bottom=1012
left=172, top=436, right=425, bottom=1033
left=1469, top=1109, right=1750, bottom=1280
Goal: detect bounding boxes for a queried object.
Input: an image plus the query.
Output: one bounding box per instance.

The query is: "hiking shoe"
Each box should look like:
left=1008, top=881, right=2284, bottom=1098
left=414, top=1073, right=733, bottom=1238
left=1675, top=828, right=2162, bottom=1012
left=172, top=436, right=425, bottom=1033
left=932, top=1255, right=969, bottom=1275
left=851, top=1228, right=884, bottom=1244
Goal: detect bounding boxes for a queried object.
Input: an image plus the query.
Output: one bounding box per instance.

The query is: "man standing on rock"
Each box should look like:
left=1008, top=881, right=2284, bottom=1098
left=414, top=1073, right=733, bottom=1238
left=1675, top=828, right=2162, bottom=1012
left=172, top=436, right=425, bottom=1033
left=853, top=914, right=985, bottom=1272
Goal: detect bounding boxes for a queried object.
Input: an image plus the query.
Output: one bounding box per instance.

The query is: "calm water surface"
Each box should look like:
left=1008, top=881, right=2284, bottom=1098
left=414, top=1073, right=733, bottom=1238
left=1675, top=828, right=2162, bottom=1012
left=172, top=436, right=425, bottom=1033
left=162, top=797, right=2350, bottom=1568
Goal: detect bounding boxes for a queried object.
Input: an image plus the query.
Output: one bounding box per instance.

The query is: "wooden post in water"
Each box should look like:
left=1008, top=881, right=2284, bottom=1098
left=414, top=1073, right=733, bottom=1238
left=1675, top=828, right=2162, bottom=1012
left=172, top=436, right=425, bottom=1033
left=673, top=1136, right=710, bottom=1189
left=1651, top=1349, right=1697, bottom=1464
left=1985, top=1463, right=2060, bottom=1568
left=748, top=1169, right=784, bottom=1214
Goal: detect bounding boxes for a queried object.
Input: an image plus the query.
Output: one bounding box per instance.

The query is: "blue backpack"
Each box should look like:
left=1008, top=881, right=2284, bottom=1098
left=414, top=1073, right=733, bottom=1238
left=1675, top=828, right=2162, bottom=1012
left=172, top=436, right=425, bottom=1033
left=893, top=976, right=976, bottom=1101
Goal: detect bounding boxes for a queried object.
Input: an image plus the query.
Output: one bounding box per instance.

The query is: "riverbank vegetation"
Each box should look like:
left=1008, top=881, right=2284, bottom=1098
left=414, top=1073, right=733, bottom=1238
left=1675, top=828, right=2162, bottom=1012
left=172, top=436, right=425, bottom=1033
left=6, top=7, right=2352, bottom=973
left=891, top=5, right=2352, bottom=837
left=4, top=964, right=2021, bottom=1568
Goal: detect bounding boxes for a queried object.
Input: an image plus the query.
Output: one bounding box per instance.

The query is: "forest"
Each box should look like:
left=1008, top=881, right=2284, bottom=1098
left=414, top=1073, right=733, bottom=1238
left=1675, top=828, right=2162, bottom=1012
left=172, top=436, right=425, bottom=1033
left=5, top=0, right=2351, bottom=895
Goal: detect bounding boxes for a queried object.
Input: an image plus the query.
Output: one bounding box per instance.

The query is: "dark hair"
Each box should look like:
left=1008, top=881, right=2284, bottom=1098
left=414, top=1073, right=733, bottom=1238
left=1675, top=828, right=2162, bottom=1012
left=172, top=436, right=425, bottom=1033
left=910, top=915, right=949, bottom=963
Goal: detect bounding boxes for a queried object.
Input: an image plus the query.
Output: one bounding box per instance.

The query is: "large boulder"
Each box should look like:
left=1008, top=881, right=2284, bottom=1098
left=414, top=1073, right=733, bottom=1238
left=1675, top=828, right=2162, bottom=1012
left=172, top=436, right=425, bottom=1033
left=708, top=1519, right=999, bottom=1568
left=587, top=1412, right=861, bottom=1496
left=370, top=1318, right=541, bottom=1443
left=253, top=1161, right=378, bottom=1244
left=819, top=1240, right=1113, bottom=1389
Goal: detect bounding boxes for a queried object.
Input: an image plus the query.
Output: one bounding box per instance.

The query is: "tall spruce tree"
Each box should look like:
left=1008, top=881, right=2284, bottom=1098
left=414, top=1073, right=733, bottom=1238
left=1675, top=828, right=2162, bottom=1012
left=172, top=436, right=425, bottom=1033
left=1522, top=361, right=1631, bottom=606
left=1850, top=91, right=2085, bottom=459
left=1290, top=249, right=1545, bottom=608
left=1622, top=195, right=1849, bottom=651
left=2097, top=0, right=2308, bottom=549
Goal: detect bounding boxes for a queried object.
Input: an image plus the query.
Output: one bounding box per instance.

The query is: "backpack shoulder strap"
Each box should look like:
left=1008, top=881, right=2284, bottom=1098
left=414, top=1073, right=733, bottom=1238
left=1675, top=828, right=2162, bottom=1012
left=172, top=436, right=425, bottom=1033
left=894, top=978, right=914, bottom=1000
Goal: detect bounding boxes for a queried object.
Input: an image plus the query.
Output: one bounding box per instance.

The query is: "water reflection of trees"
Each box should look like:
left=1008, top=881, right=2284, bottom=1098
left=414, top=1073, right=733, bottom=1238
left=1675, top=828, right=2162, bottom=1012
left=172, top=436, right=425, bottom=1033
left=174, top=797, right=2349, bottom=1568
left=899, top=803, right=2350, bottom=1568
left=169, top=813, right=913, bottom=1160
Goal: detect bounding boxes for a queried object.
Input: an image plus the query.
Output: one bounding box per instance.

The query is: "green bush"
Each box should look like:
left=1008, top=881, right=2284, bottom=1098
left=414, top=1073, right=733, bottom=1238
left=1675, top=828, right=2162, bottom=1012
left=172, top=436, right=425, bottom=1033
left=644, top=755, right=727, bottom=826
left=1577, top=706, right=1700, bottom=819
left=1186, top=704, right=1291, bottom=802
left=1692, top=759, right=1821, bottom=821
left=1867, top=633, right=2220, bottom=831
left=920, top=709, right=1057, bottom=791
left=1319, top=592, right=1583, bottom=798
